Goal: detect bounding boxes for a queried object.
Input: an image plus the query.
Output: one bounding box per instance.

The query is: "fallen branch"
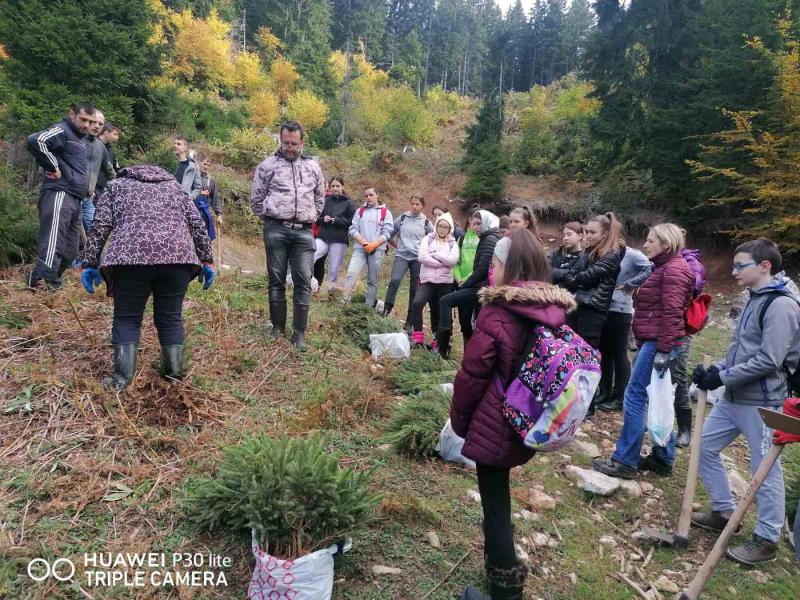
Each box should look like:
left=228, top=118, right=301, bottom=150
left=420, top=548, right=471, bottom=600
left=613, top=571, right=650, bottom=600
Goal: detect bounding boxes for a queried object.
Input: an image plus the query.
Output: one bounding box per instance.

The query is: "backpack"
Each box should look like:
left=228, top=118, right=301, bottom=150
left=758, top=292, right=800, bottom=396
left=682, top=249, right=712, bottom=334
left=358, top=205, right=387, bottom=225
left=497, top=324, right=601, bottom=451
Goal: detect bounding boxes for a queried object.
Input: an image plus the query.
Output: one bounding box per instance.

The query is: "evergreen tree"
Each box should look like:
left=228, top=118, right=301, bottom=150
left=0, top=0, right=158, bottom=135
left=504, top=0, right=532, bottom=91
left=461, top=91, right=507, bottom=206
left=561, top=0, right=595, bottom=73
left=330, top=0, right=386, bottom=59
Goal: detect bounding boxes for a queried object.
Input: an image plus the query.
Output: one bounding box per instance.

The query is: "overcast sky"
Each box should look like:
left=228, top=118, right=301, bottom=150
left=495, top=0, right=535, bottom=14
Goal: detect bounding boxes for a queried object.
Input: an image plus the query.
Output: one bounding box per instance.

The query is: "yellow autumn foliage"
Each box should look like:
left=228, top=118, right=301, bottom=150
left=286, top=90, right=329, bottom=132
left=233, top=51, right=266, bottom=94
left=248, top=91, right=281, bottom=129
left=166, top=8, right=233, bottom=92
left=270, top=58, right=300, bottom=102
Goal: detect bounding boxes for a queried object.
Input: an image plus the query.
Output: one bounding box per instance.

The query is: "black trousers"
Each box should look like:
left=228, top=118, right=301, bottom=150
left=476, top=463, right=516, bottom=569
left=598, top=311, right=633, bottom=400
left=439, top=287, right=479, bottom=338
left=31, top=188, right=82, bottom=284
left=567, top=305, right=606, bottom=349
left=112, top=265, right=194, bottom=346
left=410, top=282, right=454, bottom=332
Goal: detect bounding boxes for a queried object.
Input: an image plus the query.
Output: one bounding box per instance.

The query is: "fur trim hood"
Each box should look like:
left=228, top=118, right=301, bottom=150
left=479, top=283, right=577, bottom=312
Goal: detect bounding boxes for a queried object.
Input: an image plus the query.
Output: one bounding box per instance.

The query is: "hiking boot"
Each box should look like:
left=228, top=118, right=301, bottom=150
left=269, top=300, right=287, bottom=340
left=412, top=330, right=425, bottom=348
left=598, top=398, right=623, bottom=412
left=486, top=562, right=527, bottom=600
left=726, top=534, right=778, bottom=566
left=676, top=407, right=692, bottom=448
left=103, top=344, right=138, bottom=391
left=691, top=510, right=739, bottom=533
left=638, top=453, right=673, bottom=476
left=161, top=345, right=184, bottom=381
left=592, top=458, right=637, bottom=480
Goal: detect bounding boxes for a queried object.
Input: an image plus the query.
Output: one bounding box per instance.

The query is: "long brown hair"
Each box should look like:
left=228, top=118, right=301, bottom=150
left=587, top=212, right=624, bottom=259
left=502, top=229, right=551, bottom=284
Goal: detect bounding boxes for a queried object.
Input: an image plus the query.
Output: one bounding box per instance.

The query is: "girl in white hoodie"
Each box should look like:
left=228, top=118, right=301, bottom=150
left=411, top=213, right=460, bottom=347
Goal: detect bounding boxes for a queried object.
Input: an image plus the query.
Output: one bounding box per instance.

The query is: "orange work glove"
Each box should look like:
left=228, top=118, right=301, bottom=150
left=363, top=241, right=382, bottom=254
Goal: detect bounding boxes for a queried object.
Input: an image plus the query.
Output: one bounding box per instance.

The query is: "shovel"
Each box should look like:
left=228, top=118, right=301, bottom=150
left=637, top=355, right=711, bottom=549
left=680, top=407, right=800, bottom=599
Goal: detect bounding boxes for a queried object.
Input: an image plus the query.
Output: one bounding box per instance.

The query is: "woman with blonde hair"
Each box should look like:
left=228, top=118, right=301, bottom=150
left=593, top=223, right=695, bottom=479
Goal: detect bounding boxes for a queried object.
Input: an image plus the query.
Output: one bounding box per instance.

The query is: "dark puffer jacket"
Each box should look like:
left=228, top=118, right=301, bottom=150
left=451, top=283, right=577, bottom=468
left=548, top=248, right=581, bottom=280
left=557, top=246, right=626, bottom=313
left=83, top=165, right=213, bottom=278
left=316, top=193, right=356, bottom=245
left=632, top=252, right=695, bottom=353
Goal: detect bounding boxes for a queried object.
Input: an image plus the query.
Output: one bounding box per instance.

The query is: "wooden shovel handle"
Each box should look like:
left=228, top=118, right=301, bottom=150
left=676, top=355, right=712, bottom=542
left=681, top=443, right=784, bottom=599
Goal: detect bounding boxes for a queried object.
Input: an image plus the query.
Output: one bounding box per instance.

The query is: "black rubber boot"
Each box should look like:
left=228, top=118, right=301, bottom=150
left=103, top=344, right=138, bottom=391
left=291, top=304, right=309, bottom=352
left=676, top=407, right=692, bottom=448
left=382, top=302, right=394, bottom=317
left=486, top=562, right=528, bottom=600
left=161, top=345, right=184, bottom=381
left=434, top=328, right=452, bottom=360
left=269, top=300, right=287, bottom=340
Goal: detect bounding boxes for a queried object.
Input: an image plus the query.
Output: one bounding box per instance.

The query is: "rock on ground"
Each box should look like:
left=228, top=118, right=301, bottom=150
left=569, top=439, right=601, bottom=458
left=599, top=535, right=617, bottom=547
left=466, top=489, right=482, bottom=503
left=654, top=576, right=680, bottom=593
left=619, top=480, right=642, bottom=497
left=728, top=469, right=748, bottom=499
left=564, top=465, right=621, bottom=496
left=425, top=531, right=441, bottom=548
left=526, top=489, right=557, bottom=511
left=372, top=565, right=402, bottom=575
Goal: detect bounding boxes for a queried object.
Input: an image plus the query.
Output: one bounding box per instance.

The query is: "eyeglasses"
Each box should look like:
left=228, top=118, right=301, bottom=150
left=732, top=261, right=757, bottom=272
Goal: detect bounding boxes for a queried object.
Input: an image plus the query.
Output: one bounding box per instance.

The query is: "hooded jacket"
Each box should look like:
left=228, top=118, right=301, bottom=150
left=461, top=210, right=501, bottom=289
left=453, top=228, right=479, bottom=282
left=418, top=213, right=459, bottom=284
left=558, top=245, right=626, bottom=313
left=349, top=202, right=394, bottom=248
left=609, top=247, right=652, bottom=314
left=176, top=158, right=202, bottom=200
left=631, top=252, right=695, bottom=352
left=717, top=274, right=800, bottom=406
left=316, top=193, right=356, bottom=245
left=27, top=117, right=90, bottom=198
left=451, top=283, right=577, bottom=468
left=82, top=165, right=213, bottom=275
left=250, top=151, right=325, bottom=223
left=392, top=211, right=433, bottom=261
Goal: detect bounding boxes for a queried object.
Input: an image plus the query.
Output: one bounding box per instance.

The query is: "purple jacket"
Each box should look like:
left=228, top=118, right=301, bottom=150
left=83, top=165, right=213, bottom=271
left=451, top=283, right=577, bottom=468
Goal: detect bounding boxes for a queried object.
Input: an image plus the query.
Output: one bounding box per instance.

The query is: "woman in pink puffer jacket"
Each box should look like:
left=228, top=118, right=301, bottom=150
left=410, top=212, right=459, bottom=347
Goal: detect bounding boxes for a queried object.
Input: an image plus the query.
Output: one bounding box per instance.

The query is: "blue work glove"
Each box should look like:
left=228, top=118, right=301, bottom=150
left=81, top=268, right=103, bottom=294
left=201, top=263, right=216, bottom=290
left=653, top=352, right=672, bottom=376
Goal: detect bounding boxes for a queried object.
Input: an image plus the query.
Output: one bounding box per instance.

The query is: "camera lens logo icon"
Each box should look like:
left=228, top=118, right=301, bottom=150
left=27, top=558, right=76, bottom=582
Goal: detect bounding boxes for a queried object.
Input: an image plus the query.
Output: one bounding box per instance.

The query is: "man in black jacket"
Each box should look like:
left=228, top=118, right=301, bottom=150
left=26, top=101, right=96, bottom=290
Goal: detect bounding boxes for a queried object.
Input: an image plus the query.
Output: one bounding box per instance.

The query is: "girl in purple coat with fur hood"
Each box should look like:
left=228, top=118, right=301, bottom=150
left=451, top=229, right=577, bottom=600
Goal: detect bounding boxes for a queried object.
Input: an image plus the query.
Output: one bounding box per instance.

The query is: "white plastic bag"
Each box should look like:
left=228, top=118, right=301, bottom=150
left=369, top=333, right=411, bottom=359
left=437, top=418, right=476, bottom=468
left=248, top=529, right=352, bottom=600
left=647, top=368, right=675, bottom=447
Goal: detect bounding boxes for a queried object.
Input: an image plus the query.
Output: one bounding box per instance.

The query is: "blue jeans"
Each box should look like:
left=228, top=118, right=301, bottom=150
left=81, top=196, right=95, bottom=233
left=612, top=341, right=676, bottom=469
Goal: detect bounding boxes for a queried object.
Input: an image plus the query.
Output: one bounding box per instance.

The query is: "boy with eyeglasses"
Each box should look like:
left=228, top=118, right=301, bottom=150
left=691, top=238, right=800, bottom=565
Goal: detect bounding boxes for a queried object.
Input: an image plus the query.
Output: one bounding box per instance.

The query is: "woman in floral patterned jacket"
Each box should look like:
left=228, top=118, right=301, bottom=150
left=81, top=165, right=215, bottom=390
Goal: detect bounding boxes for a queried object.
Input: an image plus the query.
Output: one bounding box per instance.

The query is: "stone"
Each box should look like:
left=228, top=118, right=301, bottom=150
left=575, top=429, right=589, bottom=439
left=527, top=489, right=556, bottom=511
left=629, top=553, right=642, bottom=561
left=515, top=544, right=530, bottom=563
left=558, top=453, right=573, bottom=463
left=538, top=455, right=550, bottom=464
left=565, top=465, right=621, bottom=496
left=513, top=509, right=540, bottom=522
left=601, top=439, right=615, bottom=450
left=747, top=570, right=770, bottom=584
left=599, top=535, right=617, bottom=547
left=372, top=565, right=402, bottom=576
left=619, top=480, right=642, bottom=497
left=662, top=570, right=684, bottom=581
left=439, top=383, right=454, bottom=395
left=569, top=440, right=601, bottom=458
left=466, top=489, right=481, bottom=503
left=530, top=532, right=551, bottom=547
left=728, top=469, right=748, bottom=499
left=645, top=498, right=659, bottom=508
left=728, top=586, right=738, bottom=596
left=375, top=443, right=392, bottom=453
left=639, top=482, right=654, bottom=494
left=425, top=531, right=441, bottom=549
left=654, top=576, right=680, bottom=593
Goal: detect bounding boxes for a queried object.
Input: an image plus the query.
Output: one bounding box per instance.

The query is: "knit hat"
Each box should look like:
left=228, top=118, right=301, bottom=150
left=434, top=212, right=454, bottom=239
left=493, top=236, right=511, bottom=264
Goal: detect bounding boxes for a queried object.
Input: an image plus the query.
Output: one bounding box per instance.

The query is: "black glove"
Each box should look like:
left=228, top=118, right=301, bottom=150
left=692, top=364, right=707, bottom=384
left=698, top=366, right=723, bottom=391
